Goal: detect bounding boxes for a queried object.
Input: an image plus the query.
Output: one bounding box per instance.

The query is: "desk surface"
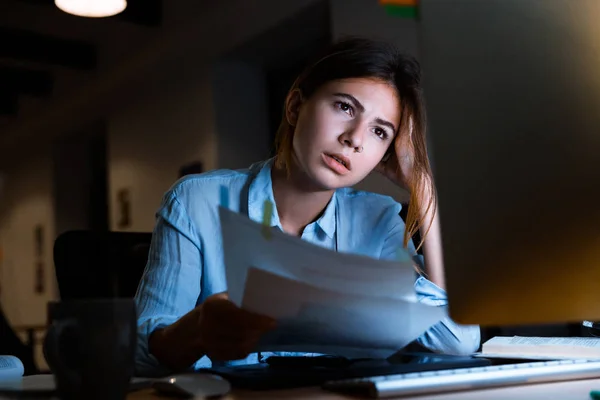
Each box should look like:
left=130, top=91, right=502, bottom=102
left=14, top=374, right=600, bottom=400
left=127, top=378, right=600, bottom=400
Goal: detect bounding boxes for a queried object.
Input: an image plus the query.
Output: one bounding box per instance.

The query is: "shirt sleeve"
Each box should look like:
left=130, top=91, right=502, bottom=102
left=380, top=205, right=481, bottom=356
left=133, top=189, right=203, bottom=377
left=413, top=277, right=481, bottom=355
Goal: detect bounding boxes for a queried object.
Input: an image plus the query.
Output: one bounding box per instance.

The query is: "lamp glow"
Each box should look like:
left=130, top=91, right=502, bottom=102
left=54, top=0, right=127, bottom=18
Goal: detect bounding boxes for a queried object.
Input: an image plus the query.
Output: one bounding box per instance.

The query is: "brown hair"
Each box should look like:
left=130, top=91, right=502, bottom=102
left=274, top=37, right=436, bottom=250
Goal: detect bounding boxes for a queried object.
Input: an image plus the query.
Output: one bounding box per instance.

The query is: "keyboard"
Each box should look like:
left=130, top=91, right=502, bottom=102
left=322, top=359, right=600, bottom=398
left=205, top=353, right=490, bottom=390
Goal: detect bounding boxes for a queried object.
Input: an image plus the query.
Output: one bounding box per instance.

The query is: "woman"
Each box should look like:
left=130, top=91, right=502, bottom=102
left=134, top=38, right=480, bottom=377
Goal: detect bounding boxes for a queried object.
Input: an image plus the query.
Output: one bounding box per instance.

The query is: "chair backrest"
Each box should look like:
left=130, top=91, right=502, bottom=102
left=53, top=230, right=152, bottom=300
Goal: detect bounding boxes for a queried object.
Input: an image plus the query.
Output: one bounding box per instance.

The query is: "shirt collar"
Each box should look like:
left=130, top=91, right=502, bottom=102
left=316, top=192, right=336, bottom=239
left=247, top=158, right=337, bottom=239
left=247, top=158, right=282, bottom=229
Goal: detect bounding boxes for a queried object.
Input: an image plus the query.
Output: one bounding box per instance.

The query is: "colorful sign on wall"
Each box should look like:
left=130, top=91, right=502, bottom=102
left=379, top=0, right=419, bottom=19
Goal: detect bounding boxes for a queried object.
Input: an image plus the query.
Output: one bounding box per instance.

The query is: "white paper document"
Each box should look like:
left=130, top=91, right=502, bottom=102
left=479, top=336, right=600, bottom=360
left=219, top=206, right=445, bottom=357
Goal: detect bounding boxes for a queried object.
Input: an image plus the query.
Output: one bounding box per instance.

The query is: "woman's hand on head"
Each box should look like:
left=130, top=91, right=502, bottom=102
left=376, top=133, right=415, bottom=191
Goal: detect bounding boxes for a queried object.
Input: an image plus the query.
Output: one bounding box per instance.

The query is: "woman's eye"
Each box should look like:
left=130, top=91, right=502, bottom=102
left=373, top=127, right=388, bottom=140
left=335, top=101, right=354, bottom=116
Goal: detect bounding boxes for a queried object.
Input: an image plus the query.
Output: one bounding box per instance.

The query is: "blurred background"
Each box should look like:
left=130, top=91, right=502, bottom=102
left=0, top=0, right=418, bottom=370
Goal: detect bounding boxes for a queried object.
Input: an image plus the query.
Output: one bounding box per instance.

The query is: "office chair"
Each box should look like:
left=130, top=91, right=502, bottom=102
left=53, top=230, right=152, bottom=300
left=0, top=304, right=39, bottom=375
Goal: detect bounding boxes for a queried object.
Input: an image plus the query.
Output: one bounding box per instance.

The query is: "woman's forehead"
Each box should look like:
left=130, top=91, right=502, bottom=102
left=317, top=78, right=401, bottom=122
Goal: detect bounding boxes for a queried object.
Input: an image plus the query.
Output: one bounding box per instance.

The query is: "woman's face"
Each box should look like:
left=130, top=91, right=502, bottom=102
left=290, top=77, right=401, bottom=190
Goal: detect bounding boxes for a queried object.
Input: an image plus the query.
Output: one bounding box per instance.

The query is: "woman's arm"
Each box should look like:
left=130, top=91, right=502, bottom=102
left=380, top=203, right=481, bottom=356
left=419, top=188, right=446, bottom=289
left=147, top=302, right=206, bottom=373
left=377, top=141, right=445, bottom=287
left=135, top=187, right=277, bottom=375
left=416, top=188, right=481, bottom=354
left=413, top=277, right=481, bottom=355
left=134, top=190, right=204, bottom=376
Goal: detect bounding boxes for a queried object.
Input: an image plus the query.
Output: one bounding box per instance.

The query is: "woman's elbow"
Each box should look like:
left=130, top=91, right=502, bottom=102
left=448, top=326, right=481, bottom=355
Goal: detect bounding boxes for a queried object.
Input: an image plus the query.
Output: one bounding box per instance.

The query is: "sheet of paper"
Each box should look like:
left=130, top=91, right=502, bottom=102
left=473, top=352, right=599, bottom=361
left=241, top=267, right=445, bottom=357
left=219, top=207, right=417, bottom=307
left=219, top=206, right=445, bottom=357
left=481, top=336, right=600, bottom=360
left=488, top=336, right=600, bottom=348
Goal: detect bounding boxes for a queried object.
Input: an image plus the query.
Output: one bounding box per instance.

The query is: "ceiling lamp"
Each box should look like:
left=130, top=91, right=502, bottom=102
left=54, top=0, right=127, bottom=18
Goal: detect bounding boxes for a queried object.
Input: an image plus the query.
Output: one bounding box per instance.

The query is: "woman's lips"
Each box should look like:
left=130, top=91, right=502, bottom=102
left=322, top=153, right=351, bottom=175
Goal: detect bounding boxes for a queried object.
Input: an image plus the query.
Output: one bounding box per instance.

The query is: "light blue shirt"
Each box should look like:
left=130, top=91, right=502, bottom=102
left=134, top=158, right=481, bottom=377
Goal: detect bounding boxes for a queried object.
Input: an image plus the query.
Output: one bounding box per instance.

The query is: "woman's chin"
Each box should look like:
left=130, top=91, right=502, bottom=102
left=309, top=169, right=357, bottom=191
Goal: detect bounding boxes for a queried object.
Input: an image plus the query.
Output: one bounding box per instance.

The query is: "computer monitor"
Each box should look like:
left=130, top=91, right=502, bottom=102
left=419, top=0, right=600, bottom=327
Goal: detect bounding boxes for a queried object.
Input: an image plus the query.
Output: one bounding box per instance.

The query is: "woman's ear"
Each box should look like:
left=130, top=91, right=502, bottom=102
left=285, top=89, right=304, bottom=126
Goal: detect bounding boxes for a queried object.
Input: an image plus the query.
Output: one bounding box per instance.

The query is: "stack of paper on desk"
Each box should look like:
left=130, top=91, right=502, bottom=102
left=219, top=207, right=445, bottom=358
left=480, top=336, right=600, bottom=360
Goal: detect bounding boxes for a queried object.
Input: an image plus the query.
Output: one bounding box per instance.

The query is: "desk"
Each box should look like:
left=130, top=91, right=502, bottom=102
left=126, top=378, right=600, bottom=400
left=13, top=375, right=600, bottom=400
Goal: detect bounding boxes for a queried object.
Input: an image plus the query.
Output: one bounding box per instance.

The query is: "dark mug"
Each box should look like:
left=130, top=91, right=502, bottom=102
left=43, top=299, right=137, bottom=400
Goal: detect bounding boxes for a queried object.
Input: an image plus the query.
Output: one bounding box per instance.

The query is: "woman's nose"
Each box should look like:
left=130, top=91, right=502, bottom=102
left=343, top=138, right=363, bottom=153
left=340, top=125, right=365, bottom=152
